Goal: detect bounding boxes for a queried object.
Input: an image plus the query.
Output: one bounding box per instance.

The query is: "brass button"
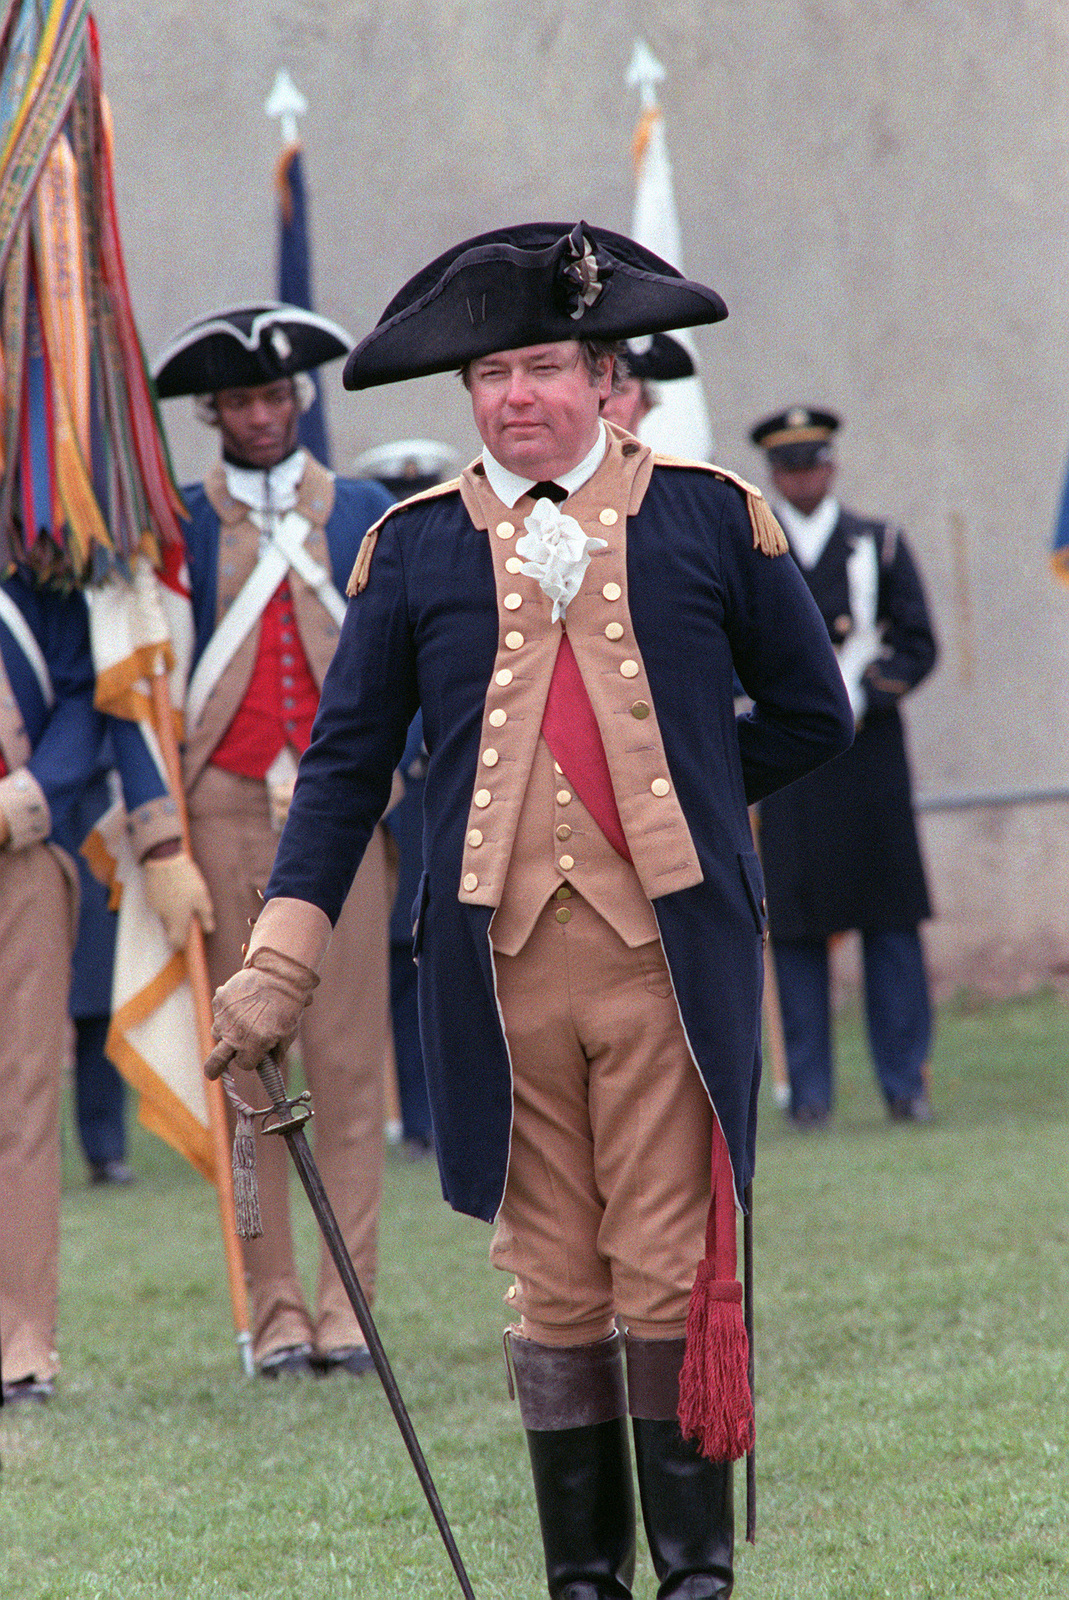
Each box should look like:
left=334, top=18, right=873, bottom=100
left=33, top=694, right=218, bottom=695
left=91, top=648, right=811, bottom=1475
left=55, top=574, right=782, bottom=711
left=605, top=621, right=624, bottom=641
left=630, top=700, right=650, bottom=720
left=489, top=708, right=507, bottom=727
left=482, top=748, right=499, bottom=767
left=506, top=1284, right=517, bottom=1300
left=603, top=582, right=622, bottom=601
left=504, top=592, right=522, bottom=610
left=463, top=872, right=479, bottom=892
left=620, top=659, right=639, bottom=679
left=554, top=761, right=563, bottom=774
left=651, top=778, right=670, bottom=797
left=555, top=906, right=572, bottom=924
left=505, top=630, right=524, bottom=650
left=834, top=614, right=852, bottom=636
left=496, top=520, right=515, bottom=539
left=474, top=789, right=492, bottom=808
left=495, top=668, right=514, bottom=686
left=505, top=556, right=524, bottom=573
left=559, top=854, right=575, bottom=871
left=556, top=789, right=572, bottom=805
left=467, top=829, right=484, bottom=847
left=599, top=508, right=618, bottom=526
left=556, top=824, right=572, bottom=841
left=555, top=885, right=573, bottom=900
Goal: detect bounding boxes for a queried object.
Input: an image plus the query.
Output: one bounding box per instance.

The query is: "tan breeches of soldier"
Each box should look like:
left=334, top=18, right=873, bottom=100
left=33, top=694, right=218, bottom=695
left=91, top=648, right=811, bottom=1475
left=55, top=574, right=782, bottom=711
left=189, top=765, right=389, bottom=1363
left=490, top=891, right=713, bottom=1345
left=0, top=845, right=74, bottom=1384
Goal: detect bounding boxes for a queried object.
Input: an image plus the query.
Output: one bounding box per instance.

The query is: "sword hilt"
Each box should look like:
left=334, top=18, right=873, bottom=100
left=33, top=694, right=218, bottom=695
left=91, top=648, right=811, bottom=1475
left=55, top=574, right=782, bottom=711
left=256, top=1054, right=312, bottom=1135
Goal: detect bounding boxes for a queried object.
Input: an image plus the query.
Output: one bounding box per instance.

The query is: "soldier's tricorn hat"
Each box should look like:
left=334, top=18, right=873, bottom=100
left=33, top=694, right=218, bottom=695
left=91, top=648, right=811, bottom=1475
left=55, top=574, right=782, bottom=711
left=621, top=331, right=696, bottom=383
left=342, top=221, right=727, bottom=391
left=750, top=406, right=840, bottom=470
left=152, top=304, right=353, bottom=399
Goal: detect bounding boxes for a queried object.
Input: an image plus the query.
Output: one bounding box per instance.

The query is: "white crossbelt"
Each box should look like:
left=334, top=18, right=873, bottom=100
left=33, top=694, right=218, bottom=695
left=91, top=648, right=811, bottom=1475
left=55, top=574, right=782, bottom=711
left=0, top=586, right=55, bottom=707
left=185, top=508, right=347, bottom=730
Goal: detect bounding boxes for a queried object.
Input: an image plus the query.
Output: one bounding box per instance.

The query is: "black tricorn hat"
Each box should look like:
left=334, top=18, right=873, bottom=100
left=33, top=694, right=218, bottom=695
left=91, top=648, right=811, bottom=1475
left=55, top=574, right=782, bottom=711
left=750, top=406, right=841, bottom=469
left=342, top=222, right=727, bottom=390
left=621, top=331, right=695, bottom=383
left=152, top=303, right=353, bottom=399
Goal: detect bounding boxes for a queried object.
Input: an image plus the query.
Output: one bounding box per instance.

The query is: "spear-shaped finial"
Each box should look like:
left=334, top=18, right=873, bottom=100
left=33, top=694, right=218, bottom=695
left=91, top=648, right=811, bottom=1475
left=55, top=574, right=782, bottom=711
left=626, top=39, right=665, bottom=110
left=265, top=68, right=307, bottom=146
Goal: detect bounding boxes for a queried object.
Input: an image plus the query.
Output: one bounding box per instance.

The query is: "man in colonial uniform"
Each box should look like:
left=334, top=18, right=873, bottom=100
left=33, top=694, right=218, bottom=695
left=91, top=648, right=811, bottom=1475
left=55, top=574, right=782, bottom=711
left=152, top=306, right=393, bottom=1380
left=0, top=569, right=204, bottom=1403
left=751, top=407, right=938, bottom=1129
left=203, top=229, right=853, bottom=1596
left=599, top=331, right=694, bottom=436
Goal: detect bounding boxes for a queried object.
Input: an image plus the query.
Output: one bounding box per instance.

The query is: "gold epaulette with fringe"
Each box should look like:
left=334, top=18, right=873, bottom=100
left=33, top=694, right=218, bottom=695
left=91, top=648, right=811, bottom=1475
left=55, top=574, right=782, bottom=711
left=653, top=455, right=789, bottom=558
left=346, top=476, right=463, bottom=596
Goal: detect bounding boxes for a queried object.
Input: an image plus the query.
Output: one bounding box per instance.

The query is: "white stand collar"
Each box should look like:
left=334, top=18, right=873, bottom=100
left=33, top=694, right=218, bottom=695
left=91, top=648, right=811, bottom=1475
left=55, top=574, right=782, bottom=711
left=481, top=423, right=608, bottom=509
left=773, top=494, right=840, bottom=570
left=223, top=447, right=307, bottom=515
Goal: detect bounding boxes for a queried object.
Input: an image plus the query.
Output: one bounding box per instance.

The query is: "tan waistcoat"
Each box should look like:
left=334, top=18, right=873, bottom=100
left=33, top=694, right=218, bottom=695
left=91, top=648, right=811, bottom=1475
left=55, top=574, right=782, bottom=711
left=456, top=429, right=703, bottom=944
left=182, top=456, right=342, bottom=790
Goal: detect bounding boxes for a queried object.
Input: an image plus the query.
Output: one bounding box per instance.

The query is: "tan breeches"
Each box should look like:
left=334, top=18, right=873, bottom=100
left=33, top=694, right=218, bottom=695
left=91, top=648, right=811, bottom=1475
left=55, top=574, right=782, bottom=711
left=0, top=845, right=74, bottom=1381
left=490, top=892, right=713, bottom=1346
left=189, top=766, right=389, bottom=1362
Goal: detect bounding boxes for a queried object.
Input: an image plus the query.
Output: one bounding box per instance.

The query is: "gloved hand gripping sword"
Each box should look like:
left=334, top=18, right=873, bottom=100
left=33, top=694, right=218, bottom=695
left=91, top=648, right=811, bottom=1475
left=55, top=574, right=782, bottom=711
left=206, top=928, right=476, bottom=1600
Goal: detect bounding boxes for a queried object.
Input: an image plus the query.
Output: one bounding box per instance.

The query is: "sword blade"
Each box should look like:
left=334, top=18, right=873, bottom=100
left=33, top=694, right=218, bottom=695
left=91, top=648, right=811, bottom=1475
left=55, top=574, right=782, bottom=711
left=257, top=1061, right=476, bottom=1599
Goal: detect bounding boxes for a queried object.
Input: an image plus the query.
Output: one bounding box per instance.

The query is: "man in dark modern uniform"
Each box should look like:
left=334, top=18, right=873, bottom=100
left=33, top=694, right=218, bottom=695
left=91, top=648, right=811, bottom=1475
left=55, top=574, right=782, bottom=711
left=204, top=227, right=854, bottom=1598
left=751, top=407, right=938, bottom=1129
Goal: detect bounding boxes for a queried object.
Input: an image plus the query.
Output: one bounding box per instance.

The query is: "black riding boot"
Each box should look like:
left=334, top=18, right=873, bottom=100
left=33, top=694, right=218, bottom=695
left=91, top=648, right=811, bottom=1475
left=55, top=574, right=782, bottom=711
left=626, top=1335, right=735, bottom=1600
left=508, top=1329, right=636, bottom=1600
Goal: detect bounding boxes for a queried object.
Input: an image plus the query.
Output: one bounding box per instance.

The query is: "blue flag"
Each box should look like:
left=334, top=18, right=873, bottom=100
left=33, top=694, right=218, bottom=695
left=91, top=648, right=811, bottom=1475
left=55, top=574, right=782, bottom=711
left=1053, top=456, right=1069, bottom=582
left=277, top=144, right=331, bottom=467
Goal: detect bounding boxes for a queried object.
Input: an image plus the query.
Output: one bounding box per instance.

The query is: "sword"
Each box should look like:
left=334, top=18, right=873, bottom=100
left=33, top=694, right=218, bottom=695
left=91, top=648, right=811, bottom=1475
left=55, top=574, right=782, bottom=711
left=252, top=1055, right=477, bottom=1599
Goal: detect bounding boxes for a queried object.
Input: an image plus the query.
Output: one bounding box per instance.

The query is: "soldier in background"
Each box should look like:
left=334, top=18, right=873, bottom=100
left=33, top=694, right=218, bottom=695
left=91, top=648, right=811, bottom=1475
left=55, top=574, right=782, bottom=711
left=599, top=331, right=694, bottom=436
left=751, top=407, right=938, bottom=1129
left=0, top=570, right=208, bottom=1402
left=152, top=304, right=393, bottom=1380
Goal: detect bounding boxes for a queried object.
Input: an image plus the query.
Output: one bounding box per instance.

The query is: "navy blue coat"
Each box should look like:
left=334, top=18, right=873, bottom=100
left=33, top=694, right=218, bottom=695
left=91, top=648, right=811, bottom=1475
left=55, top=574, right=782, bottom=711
left=268, top=468, right=853, bottom=1219
left=0, top=572, right=101, bottom=855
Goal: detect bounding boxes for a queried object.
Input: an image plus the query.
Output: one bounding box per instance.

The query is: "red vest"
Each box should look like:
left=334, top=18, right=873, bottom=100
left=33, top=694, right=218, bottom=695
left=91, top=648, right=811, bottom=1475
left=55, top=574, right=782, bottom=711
left=210, top=580, right=320, bottom=777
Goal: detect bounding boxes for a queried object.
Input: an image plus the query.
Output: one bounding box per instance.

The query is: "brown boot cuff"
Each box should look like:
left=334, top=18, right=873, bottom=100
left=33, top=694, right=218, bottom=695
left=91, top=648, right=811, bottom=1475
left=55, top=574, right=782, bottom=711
left=506, top=1329, right=627, bottom=1431
left=625, top=1334, right=687, bottom=1420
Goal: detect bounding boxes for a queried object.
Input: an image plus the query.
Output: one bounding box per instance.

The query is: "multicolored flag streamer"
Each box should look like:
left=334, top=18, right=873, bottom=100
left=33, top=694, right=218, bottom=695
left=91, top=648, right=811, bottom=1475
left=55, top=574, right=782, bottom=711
left=0, top=0, right=186, bottom=583
left=0, top=1, right=212, bottom=1179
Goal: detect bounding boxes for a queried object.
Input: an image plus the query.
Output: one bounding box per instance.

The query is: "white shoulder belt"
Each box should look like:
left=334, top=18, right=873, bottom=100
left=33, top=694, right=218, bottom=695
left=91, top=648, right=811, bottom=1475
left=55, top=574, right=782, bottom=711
left=185, top=509, right=347, bottom=730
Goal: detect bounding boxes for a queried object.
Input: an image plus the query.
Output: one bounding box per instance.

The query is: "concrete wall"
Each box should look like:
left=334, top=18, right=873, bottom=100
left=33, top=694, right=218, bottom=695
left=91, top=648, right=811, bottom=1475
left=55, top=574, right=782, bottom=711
left=92, top=0, right=1069, bottom=995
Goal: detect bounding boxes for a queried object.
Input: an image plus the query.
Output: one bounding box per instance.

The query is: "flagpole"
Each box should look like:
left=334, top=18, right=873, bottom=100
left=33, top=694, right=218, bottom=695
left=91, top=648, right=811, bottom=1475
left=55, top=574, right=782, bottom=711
left=148, top=657, right=255, bottom=1376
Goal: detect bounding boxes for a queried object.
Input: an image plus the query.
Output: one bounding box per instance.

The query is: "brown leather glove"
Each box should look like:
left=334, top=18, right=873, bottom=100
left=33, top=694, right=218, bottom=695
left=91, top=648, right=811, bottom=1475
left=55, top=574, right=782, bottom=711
left=203, top=946, right=319, bottom=1079
left=142, top=850, right=216, bottom=948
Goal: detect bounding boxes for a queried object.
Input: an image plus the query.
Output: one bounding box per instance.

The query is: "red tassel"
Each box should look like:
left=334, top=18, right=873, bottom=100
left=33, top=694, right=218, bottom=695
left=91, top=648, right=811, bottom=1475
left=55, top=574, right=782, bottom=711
left=678, top=1264, right=753, bottom=1461
left=678, top=1119, right=755, bottom=1462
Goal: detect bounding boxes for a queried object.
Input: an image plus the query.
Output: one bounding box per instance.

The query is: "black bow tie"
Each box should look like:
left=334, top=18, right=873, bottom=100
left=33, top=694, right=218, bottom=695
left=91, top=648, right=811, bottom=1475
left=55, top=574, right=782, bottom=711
left=529, top=480, right=568, bottom=503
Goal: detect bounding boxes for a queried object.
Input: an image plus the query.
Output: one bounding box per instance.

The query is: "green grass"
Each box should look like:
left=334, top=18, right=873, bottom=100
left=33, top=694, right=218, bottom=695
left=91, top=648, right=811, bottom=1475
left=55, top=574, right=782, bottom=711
left=2, top=991, right=1067, bottom=1598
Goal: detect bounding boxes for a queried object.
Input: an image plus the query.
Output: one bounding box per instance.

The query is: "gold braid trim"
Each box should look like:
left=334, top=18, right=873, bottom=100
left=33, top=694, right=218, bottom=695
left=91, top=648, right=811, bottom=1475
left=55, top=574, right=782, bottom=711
left=345, top=476, right=463, bottom=596
left=347, top=528, right=380, bottom=596
left=652, top=456, right=789, bottom=558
